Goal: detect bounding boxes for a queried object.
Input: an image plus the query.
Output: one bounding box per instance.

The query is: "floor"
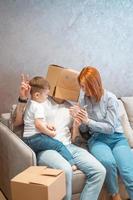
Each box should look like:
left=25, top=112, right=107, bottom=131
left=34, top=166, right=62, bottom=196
left=0, top=191, right=6, bottom=200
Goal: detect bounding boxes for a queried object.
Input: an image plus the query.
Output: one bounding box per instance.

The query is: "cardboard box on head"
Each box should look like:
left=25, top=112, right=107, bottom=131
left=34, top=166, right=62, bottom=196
left=46, top=65, right=80, bottom=102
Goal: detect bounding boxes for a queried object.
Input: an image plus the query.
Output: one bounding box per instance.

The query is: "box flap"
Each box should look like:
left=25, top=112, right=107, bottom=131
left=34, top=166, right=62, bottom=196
left=46, top=65, right=64, bottom=96
left=25, top=166, right=47, bottom=174
left=41, top=168, right=63, bottom=176
left=11, top=167, right=63, bottom=185
left=11, top=167, right=47, bottom=182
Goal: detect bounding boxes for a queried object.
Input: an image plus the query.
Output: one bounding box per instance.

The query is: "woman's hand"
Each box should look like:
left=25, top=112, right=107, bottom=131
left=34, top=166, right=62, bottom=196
left=69, top=105, right=80, bottom=118
left=69, top=105, right=89, bottom=124
left=19, top=74, right=31, bottom=99
left=76, top=109, right=89, bottom=124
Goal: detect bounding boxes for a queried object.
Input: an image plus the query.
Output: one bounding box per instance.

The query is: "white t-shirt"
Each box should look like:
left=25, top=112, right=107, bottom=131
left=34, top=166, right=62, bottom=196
left=23, top=100, right=46, bottom=137
left=24, top=97, right=73, bottom=145
left=43, top=97, right=73, bottom=145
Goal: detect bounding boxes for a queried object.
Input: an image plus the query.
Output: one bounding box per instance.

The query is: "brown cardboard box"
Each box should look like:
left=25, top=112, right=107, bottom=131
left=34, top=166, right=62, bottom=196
left=46, top=65, right=80, bottom=101
left=11, top=166, right=66, bottom=200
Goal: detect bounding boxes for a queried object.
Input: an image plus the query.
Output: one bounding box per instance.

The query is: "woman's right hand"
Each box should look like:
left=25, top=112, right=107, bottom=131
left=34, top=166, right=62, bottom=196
left=69, top=105, right=81, bottom=118
left=19, top=74, right=31, bottom=99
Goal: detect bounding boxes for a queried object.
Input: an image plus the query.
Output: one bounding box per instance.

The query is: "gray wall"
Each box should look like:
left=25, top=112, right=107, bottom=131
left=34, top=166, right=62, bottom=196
left=0, top=0, right=133, bottom=114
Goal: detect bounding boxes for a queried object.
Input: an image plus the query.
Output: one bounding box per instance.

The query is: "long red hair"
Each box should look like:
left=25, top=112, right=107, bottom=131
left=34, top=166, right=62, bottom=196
left=78, top=66, right=104, bottom=102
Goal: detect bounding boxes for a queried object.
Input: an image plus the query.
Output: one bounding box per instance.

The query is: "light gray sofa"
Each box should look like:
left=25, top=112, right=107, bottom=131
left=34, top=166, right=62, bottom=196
left=1, top=97, right=133, bottom=200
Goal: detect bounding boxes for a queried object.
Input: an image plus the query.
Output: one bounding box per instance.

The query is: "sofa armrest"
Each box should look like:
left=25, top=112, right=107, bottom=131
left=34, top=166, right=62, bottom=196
left=0, top=122, right=37, bottom=200
left=0, top=113, right=11, bottom=127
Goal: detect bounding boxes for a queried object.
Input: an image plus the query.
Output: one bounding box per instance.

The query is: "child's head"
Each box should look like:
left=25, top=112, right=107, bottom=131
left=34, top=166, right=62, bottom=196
left=29, top=76, right=50, bottom=103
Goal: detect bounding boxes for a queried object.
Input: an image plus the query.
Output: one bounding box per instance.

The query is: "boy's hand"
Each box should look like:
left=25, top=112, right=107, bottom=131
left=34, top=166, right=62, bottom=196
left=50, top=130, right=56, bottom=137
left=47, top=124, right=56, bottom=131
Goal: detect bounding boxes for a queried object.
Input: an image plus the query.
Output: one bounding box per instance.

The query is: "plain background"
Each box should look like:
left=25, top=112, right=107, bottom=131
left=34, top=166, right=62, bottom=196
left=0, top=0, right=133, bottom=114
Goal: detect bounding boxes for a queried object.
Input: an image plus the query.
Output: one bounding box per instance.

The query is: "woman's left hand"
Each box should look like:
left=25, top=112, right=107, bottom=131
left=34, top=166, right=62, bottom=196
left=76, top=109, right=89, bottom=124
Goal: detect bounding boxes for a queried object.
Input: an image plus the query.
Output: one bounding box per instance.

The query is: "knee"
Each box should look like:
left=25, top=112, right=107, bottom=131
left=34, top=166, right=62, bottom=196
left=101, top=159, right=117, bottom=171
left=86, top=163, right=106, bottom=184
left=96, top=164, right=106, bottom=180
left=87, top=160, right=106, bottom=181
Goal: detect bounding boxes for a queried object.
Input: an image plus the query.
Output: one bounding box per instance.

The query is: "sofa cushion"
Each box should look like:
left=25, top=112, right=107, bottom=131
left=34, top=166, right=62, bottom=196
left=9, top=104, right=24, bottom=138
left=72, top=170, right=86, bottom=194
left=0, top=113, right=10, bottom=127
left=121, top=97, right=133, bottom=129
left=118, top=99, right=133, bottom=147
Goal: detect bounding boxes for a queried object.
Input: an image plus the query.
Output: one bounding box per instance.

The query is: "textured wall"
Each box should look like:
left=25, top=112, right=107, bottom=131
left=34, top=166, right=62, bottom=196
left=0, top=0, right=133, bottom=114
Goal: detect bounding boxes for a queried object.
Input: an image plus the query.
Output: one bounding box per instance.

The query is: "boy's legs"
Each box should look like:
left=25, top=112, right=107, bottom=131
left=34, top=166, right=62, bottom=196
left=67, top=144, right=106, bottom=200
left=37, top=150, right=72, bottom=200
left=23, top=133, right=75, bottom=166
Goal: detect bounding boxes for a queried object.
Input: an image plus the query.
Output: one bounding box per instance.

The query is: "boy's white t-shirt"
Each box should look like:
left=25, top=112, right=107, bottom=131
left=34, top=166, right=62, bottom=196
left=23, top=100, right=46, bottom=137
left=42, top=97, right=73, bottom=145
left=24, top=97, right=73, bottom=146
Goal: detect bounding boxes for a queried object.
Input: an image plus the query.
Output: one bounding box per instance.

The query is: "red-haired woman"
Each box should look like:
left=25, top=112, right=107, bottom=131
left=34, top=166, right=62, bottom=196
left=71, top=66, right=133, bottom=200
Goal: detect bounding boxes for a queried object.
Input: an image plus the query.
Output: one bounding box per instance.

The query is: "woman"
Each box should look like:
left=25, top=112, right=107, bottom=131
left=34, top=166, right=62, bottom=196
left=71, top=66, right=133, bottom=200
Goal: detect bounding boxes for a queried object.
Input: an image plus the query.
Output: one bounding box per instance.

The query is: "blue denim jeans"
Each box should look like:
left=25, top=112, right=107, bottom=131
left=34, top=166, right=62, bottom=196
left=37, top=144, right=106, bottom=200
left=23, top=133, right=75, bottom=166
left=88, top=132, right=133, bottom=200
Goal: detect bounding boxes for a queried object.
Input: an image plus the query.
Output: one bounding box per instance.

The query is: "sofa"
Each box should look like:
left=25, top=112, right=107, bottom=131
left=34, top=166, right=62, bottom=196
left=0, top=97, right=133, bottom=200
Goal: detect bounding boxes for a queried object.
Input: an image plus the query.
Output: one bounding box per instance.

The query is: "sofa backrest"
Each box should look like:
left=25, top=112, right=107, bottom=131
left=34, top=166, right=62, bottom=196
left=118, top=99, right=133, bottom=147
left=121, top=97, right=133, bottom=129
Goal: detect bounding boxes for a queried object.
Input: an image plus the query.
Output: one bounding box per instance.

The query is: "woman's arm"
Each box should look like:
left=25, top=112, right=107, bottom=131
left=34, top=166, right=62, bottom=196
left=76, top=97, right=120, bottom=134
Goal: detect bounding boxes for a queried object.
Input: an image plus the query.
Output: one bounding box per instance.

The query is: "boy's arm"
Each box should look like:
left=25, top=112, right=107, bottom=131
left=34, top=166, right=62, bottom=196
left=35, top=119, right=56, bottom=137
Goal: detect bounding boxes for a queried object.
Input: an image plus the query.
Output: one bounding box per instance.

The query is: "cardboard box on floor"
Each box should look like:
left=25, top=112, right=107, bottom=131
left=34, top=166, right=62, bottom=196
left=46, top=65, right=80, bottom=102
left=11, top=166, right=66, bottom=200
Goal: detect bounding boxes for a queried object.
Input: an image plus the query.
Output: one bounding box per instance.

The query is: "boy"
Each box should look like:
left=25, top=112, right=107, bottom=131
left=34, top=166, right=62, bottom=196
left=23, top=76, right=77, bottom=171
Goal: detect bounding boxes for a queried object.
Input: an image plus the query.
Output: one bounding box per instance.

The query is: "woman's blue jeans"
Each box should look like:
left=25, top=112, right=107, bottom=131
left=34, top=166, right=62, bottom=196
left=88, top=132, right=133, bottom=200
left=23, top=133, right=75, bottom=166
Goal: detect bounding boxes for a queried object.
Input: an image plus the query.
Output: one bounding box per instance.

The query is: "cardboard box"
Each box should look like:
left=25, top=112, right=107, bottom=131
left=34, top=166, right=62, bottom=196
left=11, top=166, right=66, bottom=200
left=46, top=65, right=80, bottom=102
